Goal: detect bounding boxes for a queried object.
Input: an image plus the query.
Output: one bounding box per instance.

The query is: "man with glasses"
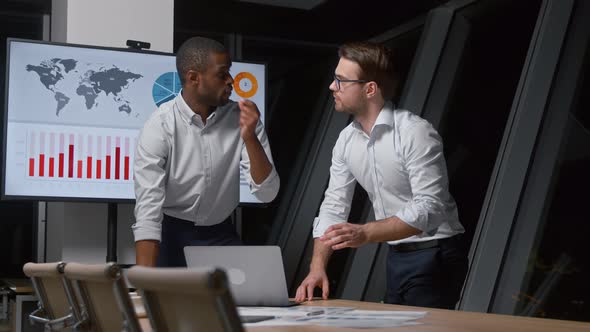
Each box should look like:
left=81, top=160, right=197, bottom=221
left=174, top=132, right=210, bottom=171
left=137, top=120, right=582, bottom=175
left=295, top=41, right=468, bottom=309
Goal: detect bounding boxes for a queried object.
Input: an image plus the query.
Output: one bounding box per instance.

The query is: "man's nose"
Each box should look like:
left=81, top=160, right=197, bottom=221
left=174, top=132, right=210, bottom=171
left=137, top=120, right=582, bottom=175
left=329, top=80, right=337, bottom=91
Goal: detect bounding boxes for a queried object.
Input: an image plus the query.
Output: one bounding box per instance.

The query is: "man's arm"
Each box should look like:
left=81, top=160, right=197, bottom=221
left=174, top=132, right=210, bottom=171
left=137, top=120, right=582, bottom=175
left=243, top=135, right=272, bottom=184
left=295, top=239, right=333, bottom=302
left=238, top=99, right=272, bottom=183
left=295, top=129, right=356, bottom=302
left=132, top=115, right=169, bottom=266
left=320, top=216, right=421, bottom=250
left=135, top=240, right=159, bottom=267
left=394, top=120, right=452, bottom=232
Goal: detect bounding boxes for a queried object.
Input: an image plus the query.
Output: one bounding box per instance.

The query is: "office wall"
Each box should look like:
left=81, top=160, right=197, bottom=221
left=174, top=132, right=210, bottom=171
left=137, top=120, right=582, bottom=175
left=45, top=0, right=173, bottom=264
left=52, top=0, right=173, bottom=52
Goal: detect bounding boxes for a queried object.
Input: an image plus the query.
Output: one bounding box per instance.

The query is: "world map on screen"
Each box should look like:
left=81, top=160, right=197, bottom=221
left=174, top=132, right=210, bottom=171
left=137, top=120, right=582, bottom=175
left=26, top=58, right=143, bottom=116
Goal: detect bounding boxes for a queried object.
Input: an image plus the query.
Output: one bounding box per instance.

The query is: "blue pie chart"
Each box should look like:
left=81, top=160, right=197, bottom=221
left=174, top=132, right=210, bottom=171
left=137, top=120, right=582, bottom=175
left=152, top=72, right=181, bottom=106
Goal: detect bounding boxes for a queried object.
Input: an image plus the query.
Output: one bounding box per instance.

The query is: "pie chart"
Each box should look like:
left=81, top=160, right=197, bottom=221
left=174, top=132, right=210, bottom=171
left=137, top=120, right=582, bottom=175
left=233, top=72, right=258, bottom=98
left=153, top=72, right=181, bottom=106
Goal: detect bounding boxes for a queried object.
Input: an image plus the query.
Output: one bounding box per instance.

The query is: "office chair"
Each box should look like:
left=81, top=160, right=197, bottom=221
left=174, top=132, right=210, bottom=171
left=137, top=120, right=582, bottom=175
left=23, top=262, right=84, bottom=331
left=126, top=266, right=244, bottom=332
left=63, top=262, right=141, bottom=332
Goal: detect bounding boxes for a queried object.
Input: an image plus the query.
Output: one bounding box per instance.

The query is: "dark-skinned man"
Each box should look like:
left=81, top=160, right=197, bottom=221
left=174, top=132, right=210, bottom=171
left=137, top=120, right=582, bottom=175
left=132, top=37, right=279, bottom=267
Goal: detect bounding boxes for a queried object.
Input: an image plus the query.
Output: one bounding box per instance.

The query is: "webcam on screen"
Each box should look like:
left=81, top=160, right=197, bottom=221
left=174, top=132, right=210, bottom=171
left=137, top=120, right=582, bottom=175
left=126, top=39, right=150, bottom=50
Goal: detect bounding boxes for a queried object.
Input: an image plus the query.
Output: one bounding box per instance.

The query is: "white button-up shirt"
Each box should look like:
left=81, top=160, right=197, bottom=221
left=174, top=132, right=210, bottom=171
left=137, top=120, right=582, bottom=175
left=312, top=102, right=464, bottom=245
left=132, top=93, right=280, bottom=242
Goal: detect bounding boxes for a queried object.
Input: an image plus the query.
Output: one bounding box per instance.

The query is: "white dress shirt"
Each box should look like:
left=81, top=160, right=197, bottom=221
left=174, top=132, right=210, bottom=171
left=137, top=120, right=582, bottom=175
left=132, top=93, right=279, bottom=242
left=312, top=102, right=464, bottom=245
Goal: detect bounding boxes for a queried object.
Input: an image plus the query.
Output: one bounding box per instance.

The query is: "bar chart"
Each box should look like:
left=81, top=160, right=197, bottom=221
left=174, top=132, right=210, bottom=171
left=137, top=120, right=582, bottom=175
left=26, top=131, right=134, bottom=182
left=5, top=121, right=260, bottom=202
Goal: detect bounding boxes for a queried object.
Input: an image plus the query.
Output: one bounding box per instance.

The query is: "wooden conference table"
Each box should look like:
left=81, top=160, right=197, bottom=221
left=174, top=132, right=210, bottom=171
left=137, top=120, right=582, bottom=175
left=137, top=298, right=590, bottom=332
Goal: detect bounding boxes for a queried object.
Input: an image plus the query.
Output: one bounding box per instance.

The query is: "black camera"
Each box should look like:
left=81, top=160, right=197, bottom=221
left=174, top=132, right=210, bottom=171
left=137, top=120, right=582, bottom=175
left=126, top=40, right=151, bottom=50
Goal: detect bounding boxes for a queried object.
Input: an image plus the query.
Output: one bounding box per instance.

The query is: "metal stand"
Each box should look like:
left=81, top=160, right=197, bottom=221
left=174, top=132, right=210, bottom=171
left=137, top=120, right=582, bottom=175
left=106, top=203, right=118, bottom=262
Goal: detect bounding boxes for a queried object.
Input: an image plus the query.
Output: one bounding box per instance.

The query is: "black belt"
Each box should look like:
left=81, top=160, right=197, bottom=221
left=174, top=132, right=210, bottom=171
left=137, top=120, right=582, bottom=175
left=163, top=214, right=232, bottom=227
left=391, top=239, right=441, bottom=252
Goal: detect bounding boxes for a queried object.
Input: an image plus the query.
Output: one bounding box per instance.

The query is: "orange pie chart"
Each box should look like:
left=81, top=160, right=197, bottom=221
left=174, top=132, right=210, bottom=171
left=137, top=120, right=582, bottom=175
left=233, top=72, right=258, bottom=98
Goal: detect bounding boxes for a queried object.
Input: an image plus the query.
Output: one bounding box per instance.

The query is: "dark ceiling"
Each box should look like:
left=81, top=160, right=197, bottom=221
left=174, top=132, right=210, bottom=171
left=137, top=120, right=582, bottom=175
left=176, top=0, right=445, bottom=43
left=0, top=0, right=444, bottom=44
left=0, top=0, right=50, bottom=14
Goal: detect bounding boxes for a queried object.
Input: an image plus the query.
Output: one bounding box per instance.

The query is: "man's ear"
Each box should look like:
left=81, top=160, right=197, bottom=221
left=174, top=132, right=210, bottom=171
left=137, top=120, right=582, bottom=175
left=186, top=70, right=200, bottom=86
left=366, top=81, right=378, bottom=98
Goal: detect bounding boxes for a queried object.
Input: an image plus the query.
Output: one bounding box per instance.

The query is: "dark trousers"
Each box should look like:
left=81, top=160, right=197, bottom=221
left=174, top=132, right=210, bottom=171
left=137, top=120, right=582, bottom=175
left=385, top=235, right=468, bottom=309
left=157, top=214, right=242, bottom=267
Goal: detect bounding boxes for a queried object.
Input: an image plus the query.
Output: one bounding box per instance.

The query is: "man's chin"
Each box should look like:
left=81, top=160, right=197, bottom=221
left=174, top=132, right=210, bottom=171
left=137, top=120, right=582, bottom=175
left=215, top=95, right=231, bottom=106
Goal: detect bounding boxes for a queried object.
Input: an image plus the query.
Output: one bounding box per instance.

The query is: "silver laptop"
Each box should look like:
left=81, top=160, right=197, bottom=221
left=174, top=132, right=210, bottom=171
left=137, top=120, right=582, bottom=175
left=184, top=245, right=298, bottom=307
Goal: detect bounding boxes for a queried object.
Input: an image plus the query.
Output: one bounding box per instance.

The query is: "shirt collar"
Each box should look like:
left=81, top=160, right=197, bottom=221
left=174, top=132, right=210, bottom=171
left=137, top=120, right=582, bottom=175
left=175, top=91, right=217, bottom=126
left=352, top=100, right=395, bottom=132
left=375, top=101, right=395, bottom=128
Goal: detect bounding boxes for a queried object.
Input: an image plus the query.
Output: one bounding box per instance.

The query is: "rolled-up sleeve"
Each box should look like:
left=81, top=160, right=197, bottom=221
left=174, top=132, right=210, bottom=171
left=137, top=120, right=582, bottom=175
left=312, top=133, right=357, bottom=238
left=240, top=120, right=280, bottom=203
left=132, top=115, right=169, bottom=242
left=394, top=121, right=450, bottom=233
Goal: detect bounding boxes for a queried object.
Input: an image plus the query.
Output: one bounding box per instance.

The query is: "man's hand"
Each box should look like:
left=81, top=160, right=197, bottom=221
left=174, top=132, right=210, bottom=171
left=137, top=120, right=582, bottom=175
left=238, top=99, right=260, bottom=142
left=320, top=222, right=369, bottom=250
left=295, top=268, right=330, bottom=302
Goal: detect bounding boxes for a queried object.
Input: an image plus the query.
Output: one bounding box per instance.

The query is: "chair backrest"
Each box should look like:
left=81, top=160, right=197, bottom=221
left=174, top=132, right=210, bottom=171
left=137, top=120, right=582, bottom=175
left=126, top=266, right=244, bottom=332
left=23, top=262, right=82, bottom=330
left=63, top=262, right=141, bottom=332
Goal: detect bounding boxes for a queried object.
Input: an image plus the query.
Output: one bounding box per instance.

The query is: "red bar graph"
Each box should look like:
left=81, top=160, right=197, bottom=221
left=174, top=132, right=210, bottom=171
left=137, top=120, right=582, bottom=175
left=59, top=134, right=64, bottom=177
left=106, top=136, right=111, bottom=179
left=49, top=133, right=55, bottom=177
left=39, top=132, right=45, bottom=177
left=29, top=158, right=34, bottom=177
left=97, top=160, right=102, bottom=179
left=106, top=155, right=111, bottom=179
left=27, top=131, right=133, bottom=182
left=124, top=137, right=130, bottom=180
left=96, top=136, right=102, bottom=179
left=77, top=160, right=83, bottom=178
left=87, top=157, right=92, bottom=178
left=87, top=136, right=93, bottom=179
left=39, top=155, right=45, bottom=177
left=68, top=134, right=74, bottom=178
left=77, top=134, right=83, bottom=178
left=29, top=132, right=35, bottom=177
left=49, top=157, right=55, bottom=177
left=115, top=137, right=121, bottom=180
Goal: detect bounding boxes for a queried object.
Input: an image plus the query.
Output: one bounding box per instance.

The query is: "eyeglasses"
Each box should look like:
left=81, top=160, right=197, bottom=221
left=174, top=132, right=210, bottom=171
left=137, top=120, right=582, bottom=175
left=333, top=75, right=369, bottom=91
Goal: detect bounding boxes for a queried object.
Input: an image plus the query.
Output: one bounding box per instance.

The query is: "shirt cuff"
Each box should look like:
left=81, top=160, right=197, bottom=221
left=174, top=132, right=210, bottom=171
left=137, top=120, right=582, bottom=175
left=395, top=206, right=428, bottom=232
left=250, top=167, right=278, bottom=191
left=312, top=217, right=344, bottom=238
left=132, top=221, right=162, bottom=242
left=249, top=167, right=280, bottom=203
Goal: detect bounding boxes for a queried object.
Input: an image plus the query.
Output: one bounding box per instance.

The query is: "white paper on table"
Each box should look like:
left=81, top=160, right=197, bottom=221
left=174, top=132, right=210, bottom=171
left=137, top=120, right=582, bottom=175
left=325, top=309, right=428, bottom=319
left=294, top=316, right=423, bottom=328
left=241, top=307, right=428, bottom=328
left=238, top=306, right=354, bottom=318
left=243, top=318, right=309, bottom=327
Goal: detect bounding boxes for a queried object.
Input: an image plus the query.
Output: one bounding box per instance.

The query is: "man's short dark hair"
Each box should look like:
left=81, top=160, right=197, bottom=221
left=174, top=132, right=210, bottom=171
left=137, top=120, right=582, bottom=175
left=338, top=41, right=398, bottom=100
left=176, top=37, right=227, bottom=85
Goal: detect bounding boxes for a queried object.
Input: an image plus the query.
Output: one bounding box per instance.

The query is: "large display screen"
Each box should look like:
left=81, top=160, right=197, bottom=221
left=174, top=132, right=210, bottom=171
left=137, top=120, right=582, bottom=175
left=2, top=39, right=266, bottom=203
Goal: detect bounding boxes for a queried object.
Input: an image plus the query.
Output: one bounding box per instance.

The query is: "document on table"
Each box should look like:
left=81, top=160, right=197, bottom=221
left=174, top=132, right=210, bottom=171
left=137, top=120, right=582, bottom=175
left=239, top=306, right=354, bottom=318
left=240, top=307, right=428, bottom=328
